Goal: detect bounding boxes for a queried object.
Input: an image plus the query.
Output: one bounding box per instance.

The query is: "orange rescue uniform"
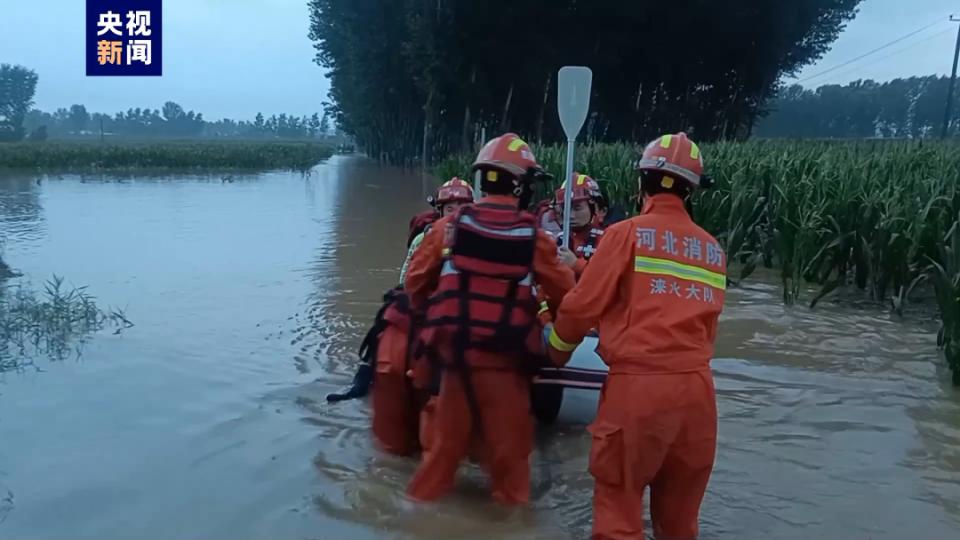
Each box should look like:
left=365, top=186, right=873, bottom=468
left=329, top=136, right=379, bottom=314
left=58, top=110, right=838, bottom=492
left=404, top=195, right=575, bottom=505
left=370, top=301, right=419, bottom=455
left=549, top=193, right=726, bottom=540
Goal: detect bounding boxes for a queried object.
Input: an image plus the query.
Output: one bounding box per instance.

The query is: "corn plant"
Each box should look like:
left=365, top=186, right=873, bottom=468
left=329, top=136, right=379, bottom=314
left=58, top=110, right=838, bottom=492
left=928, top=215, right=960, bottom=385
left=436, top=138, right=960, bottom=383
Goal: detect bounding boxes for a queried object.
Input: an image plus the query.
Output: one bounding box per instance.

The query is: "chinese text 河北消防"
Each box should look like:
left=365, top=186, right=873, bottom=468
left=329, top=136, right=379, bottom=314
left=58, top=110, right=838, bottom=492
left=662, top=230, right=679, bottom=256
left=636, top=227, right=656, bottom=252
left=683, top=235, right=703, bottom=261
left=707, top=241, right=724, bottom=268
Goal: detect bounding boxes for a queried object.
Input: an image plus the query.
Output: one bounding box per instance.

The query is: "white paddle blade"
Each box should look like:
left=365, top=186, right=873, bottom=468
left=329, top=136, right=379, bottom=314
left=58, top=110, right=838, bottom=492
left=557, top=66, right=593, bottom=140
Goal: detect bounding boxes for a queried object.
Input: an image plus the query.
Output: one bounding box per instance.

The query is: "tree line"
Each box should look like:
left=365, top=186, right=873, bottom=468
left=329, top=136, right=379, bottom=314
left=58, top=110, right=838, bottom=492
left=1, top=63, right=334, bottom=141
left=755, top=76, right=959, bottom=139
left=23, top=105, right=333, bottom=140
left=308, top=0, right=863, bottom=164
left=0, top=64, right=39, bottom=141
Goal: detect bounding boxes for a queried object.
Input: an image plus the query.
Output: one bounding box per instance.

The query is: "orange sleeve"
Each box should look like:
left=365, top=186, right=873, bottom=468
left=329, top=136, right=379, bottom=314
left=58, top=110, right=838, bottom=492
left=572, top=257, right=588, bottom=278
left=535, top=288, right=554, bottom=325
left=533, top=230, right=576, bottom=313
left=403, top=219, right=445, bottom=309
left=553, top=221, right=631, bottom=346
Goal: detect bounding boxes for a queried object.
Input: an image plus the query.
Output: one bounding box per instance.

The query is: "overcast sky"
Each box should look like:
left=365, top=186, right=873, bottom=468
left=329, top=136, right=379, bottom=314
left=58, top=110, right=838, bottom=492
left=1, top=0, right=959, bottom=121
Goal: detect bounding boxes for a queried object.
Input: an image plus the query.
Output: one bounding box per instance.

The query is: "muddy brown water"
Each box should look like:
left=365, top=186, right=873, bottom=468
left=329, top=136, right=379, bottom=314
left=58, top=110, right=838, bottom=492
left=0, top=155, right=958, bottom=540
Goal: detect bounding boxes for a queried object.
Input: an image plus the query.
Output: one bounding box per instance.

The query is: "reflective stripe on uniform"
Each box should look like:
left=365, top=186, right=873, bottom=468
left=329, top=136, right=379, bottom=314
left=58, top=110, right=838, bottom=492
left=459, top=214, right=535, bottom=237
left=634, top=255, right=726, bottom=290
left=548, top=327, right=578, bottom=352
left=441, top=259, right=534, bottom=286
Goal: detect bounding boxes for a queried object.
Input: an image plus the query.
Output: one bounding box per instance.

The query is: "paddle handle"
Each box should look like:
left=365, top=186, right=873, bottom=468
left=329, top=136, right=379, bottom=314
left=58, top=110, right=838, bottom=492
left=561, top=139, right=575, bottom=249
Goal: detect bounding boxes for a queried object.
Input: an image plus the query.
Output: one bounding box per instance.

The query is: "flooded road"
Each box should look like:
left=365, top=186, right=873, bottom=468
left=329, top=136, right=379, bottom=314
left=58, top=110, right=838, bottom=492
left=1, top=155, right=958, bottom=539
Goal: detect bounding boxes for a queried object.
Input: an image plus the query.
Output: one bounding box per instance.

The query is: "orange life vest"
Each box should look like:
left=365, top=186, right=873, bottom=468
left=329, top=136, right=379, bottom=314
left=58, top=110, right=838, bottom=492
left=419, top=203, right=541, bottom=369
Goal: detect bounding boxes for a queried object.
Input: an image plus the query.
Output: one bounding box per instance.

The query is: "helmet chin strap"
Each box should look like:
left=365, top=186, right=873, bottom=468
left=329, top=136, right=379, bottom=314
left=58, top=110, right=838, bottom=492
left=516, top=180, right=535, bottom=210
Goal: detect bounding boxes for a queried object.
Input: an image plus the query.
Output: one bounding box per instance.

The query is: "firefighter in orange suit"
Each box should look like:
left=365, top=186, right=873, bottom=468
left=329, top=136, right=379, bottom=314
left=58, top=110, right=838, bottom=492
left=367, top=178, right=474, bottom=457
left=551, top=173, right=606, bottom=278
left=405, top=179, right=477, bottom=456
left=547, top=132, right=726, bottom=540
left=404, top=133, right=576, bottom=505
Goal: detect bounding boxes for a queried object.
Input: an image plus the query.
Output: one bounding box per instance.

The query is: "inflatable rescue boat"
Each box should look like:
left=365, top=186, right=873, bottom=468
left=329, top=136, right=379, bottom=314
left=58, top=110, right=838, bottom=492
left=531, top=333, right=606, bottom=425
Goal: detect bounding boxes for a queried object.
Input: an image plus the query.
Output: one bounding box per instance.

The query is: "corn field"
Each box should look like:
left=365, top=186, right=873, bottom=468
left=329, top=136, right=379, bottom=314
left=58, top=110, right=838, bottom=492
left=0, top=140, right=335, bottom=171
left=436, top=140, right=960, bottom=385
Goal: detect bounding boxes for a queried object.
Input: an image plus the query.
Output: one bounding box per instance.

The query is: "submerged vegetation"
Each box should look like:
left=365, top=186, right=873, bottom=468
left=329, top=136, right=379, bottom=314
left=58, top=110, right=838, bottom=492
left=0, top=255, right=14, bottom=279
left=0, top=239, right=14, bottom=279
left=0, top=140, right=335, bottom=171
left=0, top=275, right=133, bottom=373
left=0, top=486, right=10, bottom=525
left=437, top=139, right=960, bottom=384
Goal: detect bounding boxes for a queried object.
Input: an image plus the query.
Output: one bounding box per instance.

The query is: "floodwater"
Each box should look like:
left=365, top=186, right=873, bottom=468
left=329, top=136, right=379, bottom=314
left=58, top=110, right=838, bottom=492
left=0, top=155, right=958, bottom=540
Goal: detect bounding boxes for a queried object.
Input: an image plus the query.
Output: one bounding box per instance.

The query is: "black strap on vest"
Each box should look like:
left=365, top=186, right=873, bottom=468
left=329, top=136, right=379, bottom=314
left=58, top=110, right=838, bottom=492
left=452, top=272, right=485, bottom=440
left=326, top=288, right=409, bottom=403
left=579, top=234, right=595, bottom=261
left=426, top=204, right=536, bottom=353
left=558, top=227, right=600, bottom=260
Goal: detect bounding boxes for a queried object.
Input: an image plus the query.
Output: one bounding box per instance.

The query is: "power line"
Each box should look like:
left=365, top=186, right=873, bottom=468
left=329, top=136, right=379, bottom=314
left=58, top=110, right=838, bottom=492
left=940, top=15, right=960, bottom=138
left=795, top=16, right=950, bottom=84
left=814, top=26, right=956, bottom=86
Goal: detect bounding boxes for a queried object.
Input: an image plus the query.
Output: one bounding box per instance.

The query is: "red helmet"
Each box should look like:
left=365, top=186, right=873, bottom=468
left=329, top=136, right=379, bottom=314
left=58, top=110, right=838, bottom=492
left=635, top=132, right=705, bottom=188
left=434, top=177, right=474, bottom=206
left=554, top=172, right=602, bottom=205
left=471, top=133, right=541, bottom=179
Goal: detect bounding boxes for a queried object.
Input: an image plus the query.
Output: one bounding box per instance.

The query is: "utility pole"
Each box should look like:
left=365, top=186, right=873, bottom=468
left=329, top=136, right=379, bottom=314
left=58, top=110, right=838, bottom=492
left=941, top=15, right=960, bottom=138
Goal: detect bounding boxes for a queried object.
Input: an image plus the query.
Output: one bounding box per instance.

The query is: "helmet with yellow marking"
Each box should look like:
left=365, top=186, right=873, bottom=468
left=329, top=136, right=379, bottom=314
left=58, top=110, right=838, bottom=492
left=553, top=172, right=602, bottom=205
left=635, top=132, right=710, bottom=190
left=433, top=177, right=474, bottom=206
left=471, top=133, right=552, bottom=199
